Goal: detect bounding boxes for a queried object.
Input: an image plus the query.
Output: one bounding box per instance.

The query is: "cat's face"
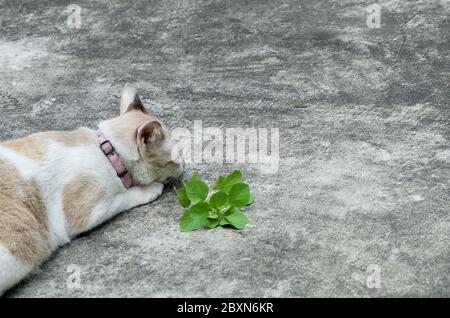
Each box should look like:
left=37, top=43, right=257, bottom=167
left=136, top=119, right=184, bottom=185
left=100, top=87, right=184, bottom=186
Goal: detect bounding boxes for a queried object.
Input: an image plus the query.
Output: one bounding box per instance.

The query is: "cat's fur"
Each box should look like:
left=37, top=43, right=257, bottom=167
left=0, top=87, right=183, bottom=295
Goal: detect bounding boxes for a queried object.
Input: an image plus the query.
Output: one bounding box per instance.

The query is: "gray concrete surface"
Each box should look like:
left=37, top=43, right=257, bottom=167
left=1, top=0, right=449, bottom=297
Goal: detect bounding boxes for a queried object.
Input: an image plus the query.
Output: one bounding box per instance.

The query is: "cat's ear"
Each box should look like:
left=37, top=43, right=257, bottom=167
left=120, top=86, right=148, bottom=115
left=137, top=121, right=165, bottom=149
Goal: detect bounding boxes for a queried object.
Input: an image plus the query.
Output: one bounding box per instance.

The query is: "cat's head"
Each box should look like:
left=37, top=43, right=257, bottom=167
left=99, top=86, right=184, bottom=186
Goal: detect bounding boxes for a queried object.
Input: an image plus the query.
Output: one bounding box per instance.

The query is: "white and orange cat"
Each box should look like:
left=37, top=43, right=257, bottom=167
left=0, top=87, right=183, bottom=295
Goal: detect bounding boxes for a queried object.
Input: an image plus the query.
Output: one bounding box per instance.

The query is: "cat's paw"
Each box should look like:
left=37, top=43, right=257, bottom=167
left=150, top=182, right=164, bottom=196
left=142, top=182, right=164, bottom=203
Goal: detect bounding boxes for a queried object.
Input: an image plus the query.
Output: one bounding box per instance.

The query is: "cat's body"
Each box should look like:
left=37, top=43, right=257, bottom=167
left=0, top=87, right=183, bottom=295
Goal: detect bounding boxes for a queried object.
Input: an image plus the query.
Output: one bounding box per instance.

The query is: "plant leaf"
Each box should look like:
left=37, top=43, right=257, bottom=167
left=206, top=218, right=220, bottom=229
left=190, top=171, right=200, bottom=182
left=213, top=176, right=227, bottom=190
left=185, top=180, right=209, bottom=204
left=188, top=201, right=209, bottom=217
left=225, top=209, right=248, bottom=230
left=224, top=206, right=237, bottom=215
left=214, top=170, right=243, bottom=193
left=175, top=187, right=191, bottom=208
left=220, top=218, right=231, bottom=226
left=228, top=183, right=251, bottom=208
left=180, top=201, right=209, bottom=232
left=180, top=213, right=196, bottom=232
left=209, top=190, right=228, bottom=208
left=247, top=192, right=255, bottom=206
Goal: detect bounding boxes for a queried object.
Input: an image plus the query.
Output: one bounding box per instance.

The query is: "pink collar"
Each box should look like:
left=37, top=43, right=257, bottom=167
left=95, top=130, right=133, bottom=189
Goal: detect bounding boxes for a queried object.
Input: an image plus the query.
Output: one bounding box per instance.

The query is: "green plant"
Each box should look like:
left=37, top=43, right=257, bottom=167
left=175, top=170, right=255, bottom=232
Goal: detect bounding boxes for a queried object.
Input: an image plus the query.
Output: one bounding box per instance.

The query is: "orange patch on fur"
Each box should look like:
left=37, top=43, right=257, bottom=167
left=0, top=159, right=52, bottom=264
left=1, top=128, right=94, bottom=161
left=62, top=176, right=104, bottom=232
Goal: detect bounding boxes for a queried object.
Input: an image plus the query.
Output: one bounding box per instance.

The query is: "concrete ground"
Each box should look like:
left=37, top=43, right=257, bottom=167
left=0, top=0, right=449, bottom=297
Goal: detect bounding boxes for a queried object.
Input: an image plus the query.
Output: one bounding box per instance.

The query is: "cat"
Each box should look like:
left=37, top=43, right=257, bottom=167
left=0, top=86, right=184, bottom=295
